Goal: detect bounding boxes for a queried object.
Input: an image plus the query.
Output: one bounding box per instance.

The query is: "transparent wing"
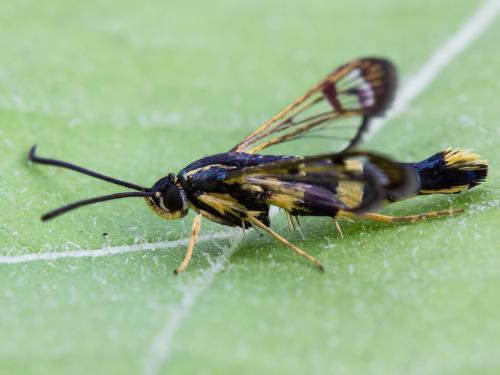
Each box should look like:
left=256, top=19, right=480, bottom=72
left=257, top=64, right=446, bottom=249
left=223, top=151, right=418, bottom=214
left=231, top=58, right=397, bottom=154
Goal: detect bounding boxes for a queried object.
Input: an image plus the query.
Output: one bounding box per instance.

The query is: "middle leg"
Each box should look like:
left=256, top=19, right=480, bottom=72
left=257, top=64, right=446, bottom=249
left=246, top=215, right=324, bottom=272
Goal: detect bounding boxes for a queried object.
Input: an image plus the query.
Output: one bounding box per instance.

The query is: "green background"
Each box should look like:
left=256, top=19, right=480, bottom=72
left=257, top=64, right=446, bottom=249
left=1, top=0, right=499, bottom=374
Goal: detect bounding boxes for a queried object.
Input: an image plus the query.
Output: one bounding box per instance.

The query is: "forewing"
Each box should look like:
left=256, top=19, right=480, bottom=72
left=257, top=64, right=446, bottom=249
left=231, top=58, right=397, bottom=154
left=223, top=151, right=418, bottom=214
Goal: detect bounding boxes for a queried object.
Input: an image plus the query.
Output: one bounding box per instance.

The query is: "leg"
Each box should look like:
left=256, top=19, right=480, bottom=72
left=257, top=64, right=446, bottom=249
left=246, top=216, right=324, bottom=272
left=334, top=220, right=344, bottom=238
left=285, top=211, right=302, bottom=231
left=285, top=211, right=295, bottom=230
left=362, top=208, right=464, bottom=223
left=174, top=213, right=202, bottom=274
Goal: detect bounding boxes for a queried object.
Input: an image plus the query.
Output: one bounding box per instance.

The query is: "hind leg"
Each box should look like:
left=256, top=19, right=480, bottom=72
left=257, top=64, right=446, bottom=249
left=336, top=208, right=464, bottom=224
left=361, top=208, right=464, bottom=223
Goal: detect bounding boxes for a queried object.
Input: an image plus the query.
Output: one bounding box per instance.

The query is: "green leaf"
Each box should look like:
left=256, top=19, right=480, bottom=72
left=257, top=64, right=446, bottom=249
left=1, top=1, right=498, bottom=374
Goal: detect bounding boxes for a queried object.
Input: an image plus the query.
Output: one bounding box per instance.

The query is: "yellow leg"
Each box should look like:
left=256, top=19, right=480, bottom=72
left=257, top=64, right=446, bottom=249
left=285, top=211, right=303, bottom=232
left=246, top=216, right=324, bottom=272
left=285, top=211, right=295, bottom=230
left=174, top=213, right=202, bottom=275
left=362, top=208, right=464, bottom=223
left=334, top=220, right=344, bottom=238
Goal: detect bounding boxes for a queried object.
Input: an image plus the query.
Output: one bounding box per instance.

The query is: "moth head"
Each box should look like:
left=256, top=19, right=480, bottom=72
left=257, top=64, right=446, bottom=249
left=146, top=174, right=189, bottom=220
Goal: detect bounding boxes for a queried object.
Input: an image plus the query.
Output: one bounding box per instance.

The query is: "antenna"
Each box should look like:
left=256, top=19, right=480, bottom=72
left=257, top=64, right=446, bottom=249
left=41, top=191, right=153, bottom=221
left=28, top=145, right=153, bottom=220
left=29, top=145, right=149, bottom=192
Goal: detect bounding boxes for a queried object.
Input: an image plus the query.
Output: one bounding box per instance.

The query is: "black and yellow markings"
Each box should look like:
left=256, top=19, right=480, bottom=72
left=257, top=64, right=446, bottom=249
left=195, top=192, right=246, bottom=217
left=336, top=159, right=364, bottom=209
left=29, top=57, right=488, bottom=274
left=144, top=193, right=188, bottom=220
left=184, top=164, right=236, bottom=179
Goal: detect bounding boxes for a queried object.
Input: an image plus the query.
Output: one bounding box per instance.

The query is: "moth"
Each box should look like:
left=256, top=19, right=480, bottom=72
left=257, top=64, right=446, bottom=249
left=29, top=58, right=488, bottom=273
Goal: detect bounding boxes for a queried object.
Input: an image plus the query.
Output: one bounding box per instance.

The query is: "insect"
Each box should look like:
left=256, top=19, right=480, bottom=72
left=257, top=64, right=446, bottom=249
left=29, top=57, right=488, bottom=273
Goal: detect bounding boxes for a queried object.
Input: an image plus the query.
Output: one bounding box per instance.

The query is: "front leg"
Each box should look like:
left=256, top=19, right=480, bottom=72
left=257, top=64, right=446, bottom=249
left=174, top=213, right=203, bottom=274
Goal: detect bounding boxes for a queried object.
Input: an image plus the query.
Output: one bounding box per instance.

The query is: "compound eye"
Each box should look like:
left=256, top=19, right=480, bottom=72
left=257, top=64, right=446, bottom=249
left=162, top=185, right=185, bottom=212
